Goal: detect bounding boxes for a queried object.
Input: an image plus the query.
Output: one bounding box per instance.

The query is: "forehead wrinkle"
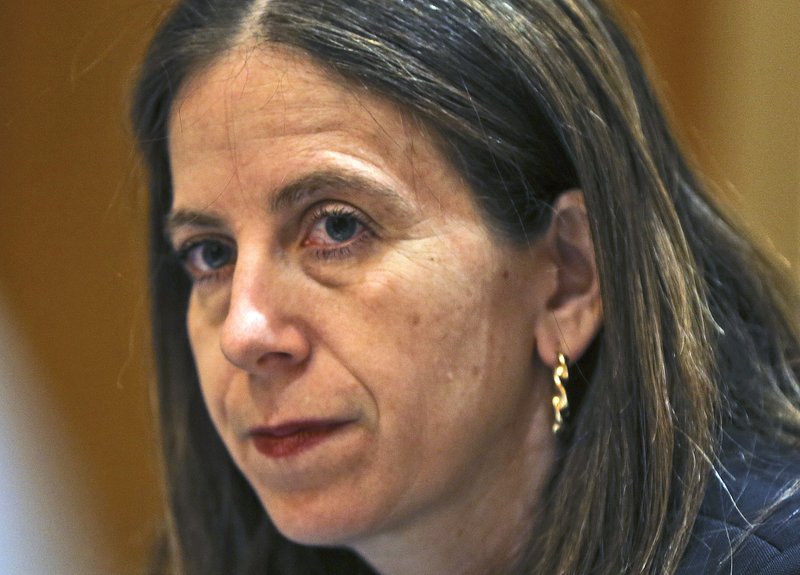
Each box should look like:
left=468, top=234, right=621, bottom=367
left=223, top=66, right=247, bottom=208
left=199, top=52, right=273, bottom=214
left=166, top=181, right=234, bottom=240
left=175, top=48, right=402, bottom=151
left=170, top=48, right=464, bottom=226
left=349, top=90, right=403, bottom=153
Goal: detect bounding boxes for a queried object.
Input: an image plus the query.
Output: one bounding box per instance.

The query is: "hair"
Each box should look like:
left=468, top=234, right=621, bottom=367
left=131, top=1, right=800, bottom=573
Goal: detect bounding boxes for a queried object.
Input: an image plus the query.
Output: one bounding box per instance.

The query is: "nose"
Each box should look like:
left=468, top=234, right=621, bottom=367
left=219, top=255, right=311, bottom=374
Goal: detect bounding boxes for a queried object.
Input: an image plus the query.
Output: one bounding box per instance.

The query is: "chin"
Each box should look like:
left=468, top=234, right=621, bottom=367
left=259, top=490, right=382, bottom=548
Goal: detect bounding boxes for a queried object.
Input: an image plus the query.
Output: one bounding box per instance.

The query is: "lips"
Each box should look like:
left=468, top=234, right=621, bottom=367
left=249, top=420, right=352, bottom=459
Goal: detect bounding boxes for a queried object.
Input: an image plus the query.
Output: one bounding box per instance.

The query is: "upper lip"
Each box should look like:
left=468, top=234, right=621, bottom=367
left=248, top=419, right=354, bottom=437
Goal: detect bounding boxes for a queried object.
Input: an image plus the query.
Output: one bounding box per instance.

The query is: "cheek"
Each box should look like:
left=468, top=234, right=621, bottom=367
left=186, top=297, right=234, bottom=431
left=187, top=298, right=215, bottom=381
left=333, top=244, right=526, bottom=434
left=332, top=255, right=539, bottom=506
left=355, top=267, right=481, bottom=366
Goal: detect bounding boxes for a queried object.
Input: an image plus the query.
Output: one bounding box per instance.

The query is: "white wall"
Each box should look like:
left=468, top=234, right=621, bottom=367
left=0, top=298, right=107, bottom=574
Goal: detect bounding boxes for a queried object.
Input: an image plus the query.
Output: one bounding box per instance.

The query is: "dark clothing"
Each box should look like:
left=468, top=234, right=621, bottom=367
left=677, top=431, right=800, bottom=574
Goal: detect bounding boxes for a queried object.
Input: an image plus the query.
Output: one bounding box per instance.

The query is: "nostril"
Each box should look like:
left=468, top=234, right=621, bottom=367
left=249, top=349, right=311, bottom=375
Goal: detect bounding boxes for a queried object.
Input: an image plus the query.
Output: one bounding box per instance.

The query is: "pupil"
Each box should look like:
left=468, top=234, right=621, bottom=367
left=325, top=215, right=357, bottom=242
left=202, top=243, right=231, bottom=269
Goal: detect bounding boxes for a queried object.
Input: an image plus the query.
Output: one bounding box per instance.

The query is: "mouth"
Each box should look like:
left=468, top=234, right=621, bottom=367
left=248, top=419, right=354, bottom=459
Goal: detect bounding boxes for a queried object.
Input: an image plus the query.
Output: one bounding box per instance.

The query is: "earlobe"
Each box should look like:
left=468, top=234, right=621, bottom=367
left=534, top=190, right=603, bottom=367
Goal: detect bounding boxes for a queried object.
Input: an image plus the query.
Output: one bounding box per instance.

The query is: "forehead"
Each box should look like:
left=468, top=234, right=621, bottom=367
left=165, top=46, right=478, bottom=228
left=168, top=46, right=419, bottom=167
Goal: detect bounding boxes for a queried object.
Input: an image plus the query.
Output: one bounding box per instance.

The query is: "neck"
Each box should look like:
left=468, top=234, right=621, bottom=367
left=351, top=393, right=557, bottom=575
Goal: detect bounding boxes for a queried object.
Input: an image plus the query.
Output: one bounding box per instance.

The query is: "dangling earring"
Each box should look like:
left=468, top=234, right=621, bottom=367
left=552, top=353, right=570, bottom=434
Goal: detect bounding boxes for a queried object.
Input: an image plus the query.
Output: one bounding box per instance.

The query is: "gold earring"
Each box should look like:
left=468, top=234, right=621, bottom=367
left=552, top=353, right=570, bottom=434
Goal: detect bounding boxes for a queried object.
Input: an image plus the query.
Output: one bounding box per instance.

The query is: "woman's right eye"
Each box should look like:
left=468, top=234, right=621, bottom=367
left=176, top=238, right=237, bottom=284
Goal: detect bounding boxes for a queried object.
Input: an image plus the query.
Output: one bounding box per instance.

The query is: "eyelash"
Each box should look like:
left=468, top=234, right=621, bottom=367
left=173, top=203, right=375, bottom=285
left=174, top=235, right=236, bottom=286
left=303, top=203, right=375, bottom=260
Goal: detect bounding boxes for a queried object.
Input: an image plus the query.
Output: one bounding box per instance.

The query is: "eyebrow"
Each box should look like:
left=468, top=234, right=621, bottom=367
left=268, top=170, right=409, bottom=214
left=165, top=169, right=411, bottom=238
left=164, top=210, right=227, bottom=240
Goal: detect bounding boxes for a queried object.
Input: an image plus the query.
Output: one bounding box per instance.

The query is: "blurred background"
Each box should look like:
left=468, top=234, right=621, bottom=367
left=0, top=1, right=797, bottom=573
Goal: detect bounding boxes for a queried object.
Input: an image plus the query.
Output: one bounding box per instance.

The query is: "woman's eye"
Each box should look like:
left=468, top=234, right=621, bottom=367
left=304, top=205, right=374, bottom=258
left=324, top=214, right=360, bottom=243
left=176, top=238, right=236, bottom=282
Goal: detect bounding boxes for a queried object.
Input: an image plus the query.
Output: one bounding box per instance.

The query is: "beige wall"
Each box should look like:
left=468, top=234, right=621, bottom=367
left=0, top=1, right=797, bottom=572
left=619, top=0, right=800, bottom=272
left=0, top=3, right=165, bottom=572
left=700, top=1, right=800, bottom=270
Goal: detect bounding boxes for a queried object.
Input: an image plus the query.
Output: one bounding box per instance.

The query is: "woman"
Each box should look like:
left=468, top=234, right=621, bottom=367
left=131, top=1, right=800, bottom=573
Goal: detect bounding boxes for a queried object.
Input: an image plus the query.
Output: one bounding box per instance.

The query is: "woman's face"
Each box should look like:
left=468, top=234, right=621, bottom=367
left=168, top=48, right=556, bottom=553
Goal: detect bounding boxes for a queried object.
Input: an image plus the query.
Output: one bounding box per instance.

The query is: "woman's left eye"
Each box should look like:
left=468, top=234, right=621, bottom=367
left=304, top=205, right=374, bottom=258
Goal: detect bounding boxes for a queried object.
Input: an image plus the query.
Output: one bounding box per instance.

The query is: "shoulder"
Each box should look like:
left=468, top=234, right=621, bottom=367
left=677, top=430, right=800, bottom=575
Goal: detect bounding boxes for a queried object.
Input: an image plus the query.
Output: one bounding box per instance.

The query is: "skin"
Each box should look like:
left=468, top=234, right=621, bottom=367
left=167, top=47, right=600, bottom=575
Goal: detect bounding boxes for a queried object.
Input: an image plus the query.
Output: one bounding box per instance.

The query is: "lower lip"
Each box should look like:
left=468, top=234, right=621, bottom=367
left=250, top=423, right=350, bottom=459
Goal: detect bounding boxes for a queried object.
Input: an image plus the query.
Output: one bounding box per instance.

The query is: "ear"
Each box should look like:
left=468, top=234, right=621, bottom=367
left=534, top=190, right=603, bottom=367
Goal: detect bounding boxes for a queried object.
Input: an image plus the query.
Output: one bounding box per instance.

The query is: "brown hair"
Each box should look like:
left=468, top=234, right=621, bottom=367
left=131, top=1, right=800, bottom=573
